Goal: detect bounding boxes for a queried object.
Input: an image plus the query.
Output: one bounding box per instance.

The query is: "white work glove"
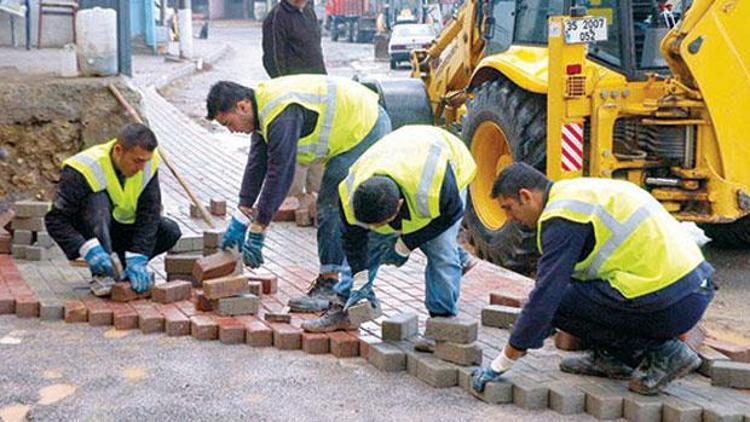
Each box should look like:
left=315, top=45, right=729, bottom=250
left=472, top=345, right=517, bottom=393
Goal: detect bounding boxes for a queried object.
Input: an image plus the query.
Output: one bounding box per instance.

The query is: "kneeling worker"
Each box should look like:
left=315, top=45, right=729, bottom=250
left=45, top=123, right=181, bottom=295
left=472, top=163, right=714, bottom=395
left=302, top=125, right=478, bottom=349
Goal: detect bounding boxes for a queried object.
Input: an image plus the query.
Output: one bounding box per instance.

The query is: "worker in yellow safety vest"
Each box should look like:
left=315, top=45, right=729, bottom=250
left=301, top=126, right=479, bottom=349
left=471, top=162, right=715, bottom=396
left=45, top=123, right=181, bottom=295
left=205, top=75, right=392, bottom=314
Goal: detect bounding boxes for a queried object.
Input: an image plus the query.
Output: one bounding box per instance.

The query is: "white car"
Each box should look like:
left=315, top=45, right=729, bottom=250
left=388, top=23, right=435, bottom=70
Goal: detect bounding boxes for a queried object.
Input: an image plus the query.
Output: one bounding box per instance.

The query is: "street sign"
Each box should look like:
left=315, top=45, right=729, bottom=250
left=564, top=16, right=607, bottom=44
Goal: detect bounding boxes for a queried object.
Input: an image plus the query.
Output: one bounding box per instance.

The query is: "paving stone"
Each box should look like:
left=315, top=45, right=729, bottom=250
left=152, top=280, right=192, bottom=304
left=34, top=232, right=54, bottom=248
left=583, top=384, right=623, bottom=420
left=64, top=300, right=87, bottom=322
left=156, top=304, right=191, bottom=337
left=190, top=204, right=204, bottom=218
left=381, top=312, right=418, bottom=341
left=711, top=361, right=750, bottom=388
left=12, top=201, right=50, bottom=218
left=623, top=393, right=662, bottom=422
left=210, top=199, right=226, bottom=216
left=109, top=302, right=139, bottom=330
left=15, top=295, right=39, bottom=318
left=11, top=217, right=45, bottom=232
left=302, top=333, right=330, bottom=355
left=355, top=333, right=380, bottom=360
left=425, top=316, right=478, bottom=344
left=481, top=305, right=520, bottom=329
left=202, top=274, right=249, bottom=299
left=193, top=251, right=238, bottom=282
left=11, top=230, right=33, bottom=245
left=405, top=349, right=427, bottom=377
left=164, top=254, right=201, bottom=274
left=0, top=289, right=15, bottom=314
left=555, top=330, right=585, bottom=351
left=329, top=332, right=359, bottom=358
left=191, top=315, right=218, bottom=340
left=0, top=232, right=11, bottom=254
left=294, top=208, right=312, bottom=226
left=703, top=407, right=744, bottom=422
left=245, top=320, right=273, bottom=347
left=265, top=312, right=291, bottom=323
left=169, top=235, right=203, bottom=253
left=272, top=324, right=302, bottom=350
left=248, top=273, right=277, bottom=294
left=661, top=397, right=702, bottom=422
left=489, top=291, right=528, bottom=308
left=548, top=381, right=586, bottom=415
left=39, top=298, right=64, bottom=320
left=11, top=245, right=27, bottom=259
left=698, top=344, right=730, bottom=377
left=416, top=354, right=458, bottom=388
left=82, top=297, right=113, bottom=326
left=216, top=294, right=259, bottom=316
left=203, top=247, right=219, bottom=256
left=272, top=197, right=298, bottom=222
left=196, top=291, right=214, bottom=312
left=110, top=282, right=150, bottom=302
left=368, top=342, right=406, bottom=372
left=166, top=273, right=200, bottom=286
left=347, top=301, right=382, bottom=326
left=457, top=366, right=477, bottom=391
left=218, top=317, right=245, bottom=344
left=512, top=376, right=549, bottom=410
left=435, top=341, right=483, bottom=366
left=132, top=302, right=164, bottom=334
left=24, top=246, right=49, bottom=261
left=247, top=281, right=263, bottom=297
left=203, top=230, right=224, bottom=249
left=704, top=338, right=750, bottom=363
left=458, top=367, right=513, bottom=403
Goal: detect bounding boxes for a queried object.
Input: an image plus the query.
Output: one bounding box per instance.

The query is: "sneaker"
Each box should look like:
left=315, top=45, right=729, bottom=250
left=462, top=256, right=480, bottom=276
left=90, top=276, right=115, bottom=297
left=629, top=340, right=701, bottom=395
left=288, top=276, right=338, bottom=313
left=559, top=349, right=635, bottom=380
left=301, top=303, right=359, bottom=333
left=413, top=335, right=436, bottom=353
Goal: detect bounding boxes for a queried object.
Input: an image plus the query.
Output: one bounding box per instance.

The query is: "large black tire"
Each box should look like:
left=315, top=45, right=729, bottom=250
left=461, top=78, right=547, bottom=275
left=700, top=215, right=750, bottom=248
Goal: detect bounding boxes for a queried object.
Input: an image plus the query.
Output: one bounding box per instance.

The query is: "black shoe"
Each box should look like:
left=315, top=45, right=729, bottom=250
left=413, top=335, right=436, bottom=353
left=559, top=349, right=635, bottom=380
left=629, top=340, right=701, bottom=396
left=301, top=303, right=359, bottom=333
left=288, top=276, right=337, bottom=313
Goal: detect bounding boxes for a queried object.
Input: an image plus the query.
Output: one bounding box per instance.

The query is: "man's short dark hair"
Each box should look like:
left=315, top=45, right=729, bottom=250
left=353, top=176, right=401, bottom=224
left=118, top=123, right=158, bottom=151
left=491, top=162, right=550, bottom=199
left=206, top=81, right=255, bottom=120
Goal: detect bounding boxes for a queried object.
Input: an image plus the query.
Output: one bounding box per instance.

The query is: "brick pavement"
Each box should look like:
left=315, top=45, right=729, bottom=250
left=3, top=45, right=750, bottom=420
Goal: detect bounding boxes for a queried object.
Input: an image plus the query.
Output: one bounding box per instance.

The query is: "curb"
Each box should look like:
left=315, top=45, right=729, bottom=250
left=146, top=43, right=232, bottom=91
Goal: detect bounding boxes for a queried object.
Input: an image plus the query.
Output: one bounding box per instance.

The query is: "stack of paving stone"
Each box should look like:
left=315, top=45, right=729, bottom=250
left=191, top=249, right=258, bottom=317
left=164, top=234, right=204, bottom=285
left=9, top=201, right=64, bottom=261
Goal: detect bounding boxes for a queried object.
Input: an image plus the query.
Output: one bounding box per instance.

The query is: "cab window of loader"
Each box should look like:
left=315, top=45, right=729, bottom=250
left=513, top=0, right=565, bottom=44
left=580, top=0, right=622, bottom=66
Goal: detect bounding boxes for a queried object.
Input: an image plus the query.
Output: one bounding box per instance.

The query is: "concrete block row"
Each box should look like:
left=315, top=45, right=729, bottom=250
left=481, top=305, right=520, bottom=329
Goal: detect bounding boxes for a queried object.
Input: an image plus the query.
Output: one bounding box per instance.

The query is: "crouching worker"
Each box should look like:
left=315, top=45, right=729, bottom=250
left=472, top=163, right=714, bottom=396
left=45, top=123, right=181, bottom=295
left=302, top=126, right=478, bottom=353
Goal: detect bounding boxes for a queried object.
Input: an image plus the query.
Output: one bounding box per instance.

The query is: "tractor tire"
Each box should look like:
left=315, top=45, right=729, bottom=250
left=700, top=214, right=750, bottom=248
left=461, top=78, right=547, bottom=275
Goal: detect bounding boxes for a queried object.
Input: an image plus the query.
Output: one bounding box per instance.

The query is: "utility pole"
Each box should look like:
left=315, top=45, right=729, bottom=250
left=178, top=0, right=193, bottom=59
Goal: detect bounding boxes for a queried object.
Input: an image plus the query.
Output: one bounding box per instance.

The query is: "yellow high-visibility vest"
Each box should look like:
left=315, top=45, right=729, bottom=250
left=537, top=178, right=705, bottom=298
left=255, top=75, right=381, bottom=165
left=339, top=125, right=477, bottom=235
left=62, top=139, right=160, bottom=224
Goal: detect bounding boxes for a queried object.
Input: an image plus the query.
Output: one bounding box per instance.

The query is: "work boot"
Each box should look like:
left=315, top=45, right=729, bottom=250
left=287, top=276, right=338, bottom=313
left=301, top=302, right=359, bottom=333
left=629, top=339, right=701, bottom=396
left=413, top=335, right=436, bottom=353
left=462, top=256, right=480, bottom=276
left=559, top=349, right=635, bottom=380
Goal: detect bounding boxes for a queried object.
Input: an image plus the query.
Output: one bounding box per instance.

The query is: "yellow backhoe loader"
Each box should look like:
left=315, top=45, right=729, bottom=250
left=378, top=0, right=750, bottom=274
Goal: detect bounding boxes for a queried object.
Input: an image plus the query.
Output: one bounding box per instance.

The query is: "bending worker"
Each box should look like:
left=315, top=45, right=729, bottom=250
left=205, top=75, right=391, bottom=313
left=302, top=126, right=478, bottom=350
left=472, top=162, right=714, bottom=396
left=45, top=123, right=181, bottom=295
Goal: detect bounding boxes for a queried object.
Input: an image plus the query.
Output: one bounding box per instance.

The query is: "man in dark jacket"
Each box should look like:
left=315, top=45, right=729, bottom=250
left=45, top=124, right=181, bottom=295
left=262, top=0, right=326, bottom=78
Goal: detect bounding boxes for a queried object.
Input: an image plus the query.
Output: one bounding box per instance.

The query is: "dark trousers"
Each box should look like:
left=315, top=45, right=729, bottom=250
left=76, top=191, right=181, bottom=263
left=552, top=280, right=714, bottom=367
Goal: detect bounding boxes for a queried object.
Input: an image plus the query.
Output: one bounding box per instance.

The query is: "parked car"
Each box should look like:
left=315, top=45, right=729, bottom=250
left=387, top=23, right=435, bottom=69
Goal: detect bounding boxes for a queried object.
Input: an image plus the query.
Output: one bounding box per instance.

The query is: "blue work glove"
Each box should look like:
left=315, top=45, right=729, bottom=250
left=383, top=238, right=410, bottom=267
left=80, top=239, right=113, bottom=277
left=343, top=272, right=375, bottom=311
left=242, top=230, right=265, bottom=269
left=124, top=252, right=151, bottom=293
left=222, top=211, right=250, bottom=250
left=471, top=347, right=516, bottom=393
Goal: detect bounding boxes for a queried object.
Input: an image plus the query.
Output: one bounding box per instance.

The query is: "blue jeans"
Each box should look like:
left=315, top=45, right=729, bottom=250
left=317, top=106, right=392, bottom=275
left=334, top=191, right=470, bottom=317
